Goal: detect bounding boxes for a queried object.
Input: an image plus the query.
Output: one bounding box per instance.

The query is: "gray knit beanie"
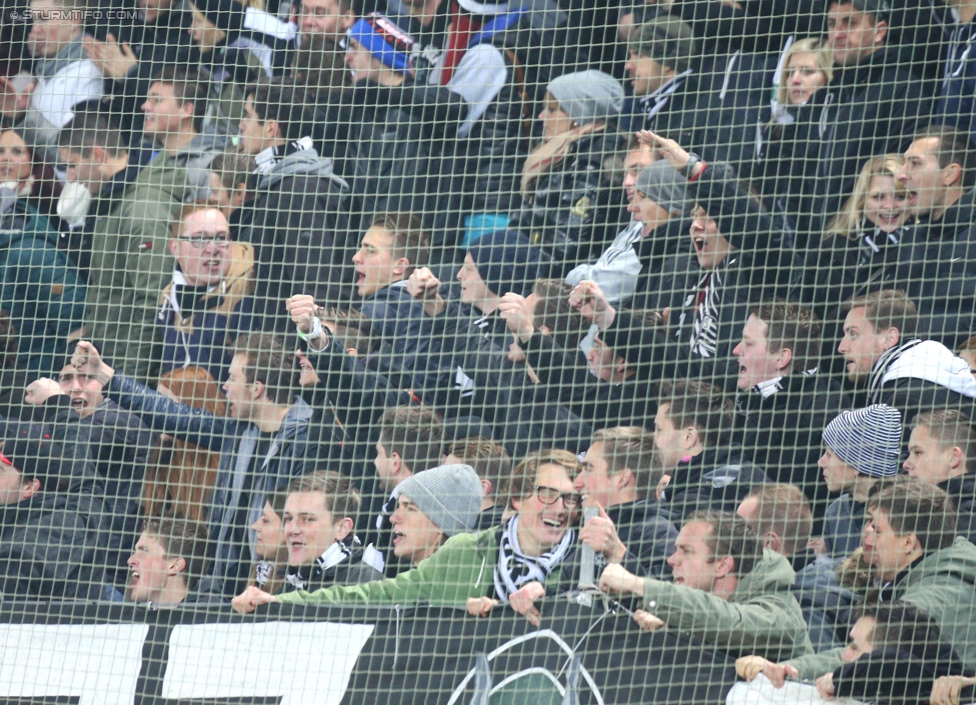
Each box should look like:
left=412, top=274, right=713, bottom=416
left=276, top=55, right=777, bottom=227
left=627, top=15, right=697, bottom=75
left=397, top=463, right=483, bottom=537
left=821, top=405, right=903, bottom=478
left=547, top=70, right=624, bottom=126
left=634, top=161, right=690, bottom=217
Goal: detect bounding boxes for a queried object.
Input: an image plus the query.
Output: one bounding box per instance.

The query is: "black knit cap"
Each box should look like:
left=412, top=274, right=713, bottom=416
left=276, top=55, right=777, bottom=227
left=1, top=435, right=70, bottom=491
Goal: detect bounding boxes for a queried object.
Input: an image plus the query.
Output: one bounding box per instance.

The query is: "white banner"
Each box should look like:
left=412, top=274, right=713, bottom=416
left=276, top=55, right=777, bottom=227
left=161, top=621, right=375, bottom=705
left=0, top=623, right=149, bottom=704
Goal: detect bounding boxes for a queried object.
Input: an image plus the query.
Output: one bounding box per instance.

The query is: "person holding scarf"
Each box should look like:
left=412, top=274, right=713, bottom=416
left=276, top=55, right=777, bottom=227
left=231, top=449, right=584, bottom=625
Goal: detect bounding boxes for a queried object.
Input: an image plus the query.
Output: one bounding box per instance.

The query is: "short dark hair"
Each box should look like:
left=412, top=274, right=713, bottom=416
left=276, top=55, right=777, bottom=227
left=445, top=436, right=512, bottom=497
left=58, top=111, right=126, bottom=158
left=142, top=515, right=211, bottom=591
left=912, top=410, right=975, bottom=473
left=591, top=426, right=658, bottom=500
left=845, top=289, right=919, bottom=339
left=855, top=601, right=948, bottom=664
left=232, top=334, right=299, bottom=406
left=749, top=300, right=822, bottom=374
left=658, top=379, right=735, bottom=448
left=151, top=66, right=209, bottom=133
left=868, top=477, right=958, bottom=553
left=369, top=212, right=430, bottom=274
left=913, top=124, right=976, bottom=190
left=505, top=449, right=583, bottom=510
left=286, top=470, right=361, bottom=527
left=688, top=509, right=764, bottom=577
left=246, top=77, right=312, bottom=142
left=744, top=483, right=814, bottom=557
left=377, top=405, right=444, bottom=474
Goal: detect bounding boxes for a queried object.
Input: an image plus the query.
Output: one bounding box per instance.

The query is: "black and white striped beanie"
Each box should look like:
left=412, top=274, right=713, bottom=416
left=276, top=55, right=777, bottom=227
left=822, top=404, right=902, bottom=478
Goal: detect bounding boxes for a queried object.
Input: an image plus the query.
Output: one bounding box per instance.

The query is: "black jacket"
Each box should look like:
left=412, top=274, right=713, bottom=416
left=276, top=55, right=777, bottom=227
left=803, top=46, right=930, bottom=234
left=24, top=394, right=154, bottom=587
left=324, top=78, right=464, bottom=232
left=608, top=499, right=678, bottom=578
left=735, top=371, right=850, bottom=520
left=890, top=189, right=976, bottom=348
left=510, top=130, right=628, bottom=270
left=239, top=140, right=353, bottom=327
left=940, top=474, right=976, bottom=544
left=0, top=491, right=106, bottom=601
left=660, top=445, right=768, bottom=524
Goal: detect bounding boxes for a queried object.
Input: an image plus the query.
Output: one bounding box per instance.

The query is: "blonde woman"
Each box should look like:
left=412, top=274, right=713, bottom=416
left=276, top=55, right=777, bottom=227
left=800, top=154, right=910, bottom=316
left=747, top=38, right=834, bottom=226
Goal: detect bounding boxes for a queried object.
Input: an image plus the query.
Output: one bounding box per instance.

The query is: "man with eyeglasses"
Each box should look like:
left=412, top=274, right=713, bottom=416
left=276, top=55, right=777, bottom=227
left=157, top=204, right=254, bottom=383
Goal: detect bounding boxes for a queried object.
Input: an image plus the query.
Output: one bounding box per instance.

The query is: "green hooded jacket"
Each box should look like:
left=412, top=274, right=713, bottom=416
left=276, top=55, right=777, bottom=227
left=642, top=549, right=814, bottom=662
left=789, top=536, right=976, bottom=679
left=86, top=154, right=189, bottom=384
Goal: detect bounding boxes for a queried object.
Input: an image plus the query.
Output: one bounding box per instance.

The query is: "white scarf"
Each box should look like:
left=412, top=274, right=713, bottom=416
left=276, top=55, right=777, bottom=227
left=493, top=515, right=575, bottom=601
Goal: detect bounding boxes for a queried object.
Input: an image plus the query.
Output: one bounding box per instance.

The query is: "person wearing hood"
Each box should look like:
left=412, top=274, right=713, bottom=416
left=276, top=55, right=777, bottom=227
left=509, top=69, right=627, bottom=270
left=57, top=111, right=191, bottom=384
left=652, top=379, right=767, bottom=525
left=800, top=0, right=929, bottom=236
left=157, top=204, right=254, bottom=384
left=904, top=410, right=976, bottom=544
left=599, top=509, right=815, bottom=662
left=819, top=404, right=902, bottom=558
left=279, top=471, right=382, bottom=594
left=0, top=0, right=103, bottom=166
left=838, top=289, right=976, bottom=425
left=0, top=128, right=86, bottom=374
left=236, top=77, right=352, bottom=328
left=142, top=67, right=230, bottom=199
left=0, top=435, right=106, bottom=600
left=68, top=334, right=323, bottom=599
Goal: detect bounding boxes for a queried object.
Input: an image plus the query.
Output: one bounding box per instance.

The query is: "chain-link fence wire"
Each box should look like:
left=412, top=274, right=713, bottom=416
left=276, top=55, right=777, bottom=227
left=1, top=0, right=976, bottom=702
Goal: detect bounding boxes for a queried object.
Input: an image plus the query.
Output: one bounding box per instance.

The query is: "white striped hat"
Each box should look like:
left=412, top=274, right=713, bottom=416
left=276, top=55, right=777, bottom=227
left=822, top=404, right=903, bottom=478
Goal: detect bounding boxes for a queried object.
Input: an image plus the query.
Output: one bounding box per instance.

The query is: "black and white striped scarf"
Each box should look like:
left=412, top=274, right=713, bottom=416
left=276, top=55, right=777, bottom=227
left=285, top=541, right=352, bottom=591
left=493, top=516, right=575, bottom=601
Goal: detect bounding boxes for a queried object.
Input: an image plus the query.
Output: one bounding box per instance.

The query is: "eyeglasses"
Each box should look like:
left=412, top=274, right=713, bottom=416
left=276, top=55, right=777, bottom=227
left=179, top=234, right=231, bottom=248
left=533, top=485, right=582, bottom=510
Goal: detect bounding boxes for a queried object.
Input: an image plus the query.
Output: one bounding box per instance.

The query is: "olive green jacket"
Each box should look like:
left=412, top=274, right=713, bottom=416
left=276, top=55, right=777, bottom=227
left=86, top=155, right=189, bottom=383
left=642, top=549, right=814, bottom=662
left=790, top=537, right=976, bottom=679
